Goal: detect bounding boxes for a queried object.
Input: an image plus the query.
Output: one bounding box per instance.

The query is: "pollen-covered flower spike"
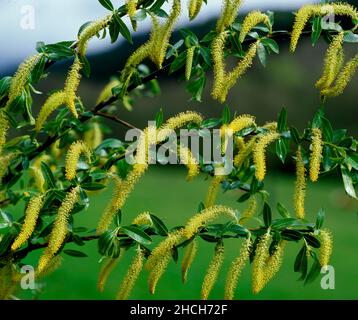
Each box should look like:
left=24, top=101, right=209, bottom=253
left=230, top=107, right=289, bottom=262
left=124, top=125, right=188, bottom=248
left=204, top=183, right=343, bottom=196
left=64, top=56, right=82, bottom=118
left=126, top=0, right=138, bottom=19
left=181, top=239, right=198, bottom=283
left=201, top=242, right=225, bottom=300
left=216, top=0, right=243, bottom=33
left=253, top=131, right=280, bottom=181
left=146, top=230, right=184, bottom=294
left=188, top=0, right=203, bottom=20
left=239, top=196, right=257, bottom=225
left=98, top=251, right=124, bottom=293
left=294, top=146, right=306, bottom=219
left=5, top=53, right=42, bottom=109
left=35, top=91, right=67, bottom=132
left=185, top=47, right=195, bottom=80
left=224, top=237, right=251, bottom=300
left=309, top=128, right=323, bottom=182
left=319, top=229, right=333, bottom=267
left=117, top=246, right=144, bottom=300
left=290, top=3, right=358, bottom=53
left=37, top=186, right=80, bottom=272
left=205, top=175, right=225, bottom=207
left=178, top=144, right=200, bottom=181
left=252, top=231, right=271, bottom=294
left=65, top=140, right=92, bottom=181
left=316, top=32, right=345, bottom=92
left=321, top=52, right=358, bottom=98
left=239, top=11, right=271, bottom=43
left=0, top=112, right=10, bottom=154
left=11, top=195, right=44, bottom=251
left=183, top=205, right=237, bottom=239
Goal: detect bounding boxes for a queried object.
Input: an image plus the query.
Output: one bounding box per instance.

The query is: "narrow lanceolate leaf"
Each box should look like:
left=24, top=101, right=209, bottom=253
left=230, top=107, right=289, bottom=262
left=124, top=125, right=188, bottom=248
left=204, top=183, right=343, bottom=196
left=98, top=0, right=114, bottom=11
left=341, top=165, right=357, bottom=199
left=41, top=161, right=56, bottom=189
left=121, top=226, right=152, bottom=245
left=114, top=14, right=133, bottom=44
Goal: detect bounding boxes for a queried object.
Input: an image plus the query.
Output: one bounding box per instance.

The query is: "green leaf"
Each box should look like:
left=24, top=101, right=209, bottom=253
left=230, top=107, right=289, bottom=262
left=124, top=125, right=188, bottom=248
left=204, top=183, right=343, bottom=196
left=98, top=230, right=121, bottom=258
left=201, top=118, right=221, bottom=129
left=261, top=38, right=279, bottom=54
left=271, top=218, right=298, bottom=230
left=277, top=202, right=290, bottom=218
left=121, top=226, right=152, bottom=245
left=31, top=55, right=46, bottom=84
left=276, top=139, right=287, bottom=164
left=304, top=254, right=321, bottom=284
left=304, top=234, right=321, bottom=248
left=263, top=202, right=272, bottom=227
left=80, top=182, right=106, bottom=191
left=40, top=161, right=56, bottom=189
left=277, top=108, right=287, bottom=132
left=150, top=214, right=168, bottom=236
left=257, top=42, right=267, bottom=67
left=114, top=14, right=133, bottom=44
left=114, top=210, right=122, bottom=227
left=281, top=229, right=303, bottom=241
left=0, top=210, right=14, bottom=224
left=186, top=72, right=206, bottom=102
left=320, top=116, right=333, bottom=142
left=222, top=105, right=231, bottom=125
left=63, top=249, right=88, bottom=258
left=341, top=165, right=357, bottom=199
left=290, top=126, right=301, bottom=144
left=79, top=55, right=91, bottom=78
left=150, top=0, right=166, bottom=12
left=0, top=77, right=12, bottom=98
left=169, top=51, right=186, bottom=74
left=294, top=245, right=307, bottom=276
left=311, top=17, right=322, bottom=46
left=155, top=108, right=164, bottom=128
left=109, top=18, right=120, bottom=43
left=237, top=193, right=251, bottom=203
left=98, top=0, right=114, bottom=11
left=315, top=208, right=325, bottom=230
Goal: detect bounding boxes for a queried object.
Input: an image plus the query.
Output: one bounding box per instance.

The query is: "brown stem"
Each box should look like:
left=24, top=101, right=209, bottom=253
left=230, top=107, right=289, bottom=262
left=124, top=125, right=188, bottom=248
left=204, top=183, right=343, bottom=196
left=95, top=111, right=138, bottom=130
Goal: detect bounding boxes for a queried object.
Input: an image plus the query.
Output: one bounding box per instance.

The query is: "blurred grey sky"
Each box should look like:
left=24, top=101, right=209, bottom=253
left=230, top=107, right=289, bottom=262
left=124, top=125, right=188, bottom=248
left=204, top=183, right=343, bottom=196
left=0, top=0, right=319, bottom=73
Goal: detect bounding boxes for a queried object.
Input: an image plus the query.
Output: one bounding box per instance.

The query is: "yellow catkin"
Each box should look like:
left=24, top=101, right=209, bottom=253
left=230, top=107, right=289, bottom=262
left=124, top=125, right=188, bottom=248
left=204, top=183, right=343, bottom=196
left=291, top=3, right=358, bottom=52
left=98, top=251, right=124, bottom=292
left=146, top=230, right=184, bottom=294
left=319, top=229, right=333, bottom=267
left=188, top=0, right=203, bottom=20
left=30, top=154, right=50, bottom=193
left=224, top=238, right=251, bottom=300
left=117, top=247, right=144, bottom=299
left=0, top=153, right=15, bottom=184
left=78, top=14, right=113, bottom=56
left=253, top=132, right=280, bottom=181
left=235, top=136, right=245, bottom=151
left=321, top=52, right=358, bottom=97
left=35, top=91, right=67, bottom=132
left=64, top=56, right=82, bottom=118
left=205, top=175, right=225, bottom=207
left=316, top=32, right=345, bottom=91
left=201, top=242, right=225, bottom=300
left=234, top=136, right=257, bottom=168
left=84, top=122, right=103, bottom=149
left=181, top=240, right=198, bottom=283
left=65, top=140, right=92, bottom=181
left=252, top=232, right=271, bottom=294
left=5, top=54, right=42, bottom=108
left=309, top=128, right=323, bottom=182
left=216, top=0, right=243, bottom=33
left=263, top=241, right=285, bottom=287
left=36, top=255, right=63, bottom=279
left=127, top=0, right=138, bottom=18
left=212, top=34, right=259, bottom=103
left=11, top=195, right=44, bottom=251
left=96, top=79, right=121, bottom=104
left=227, top=115, right=256, bottom=135
left=51, top=139, right=62, bottom=159
left=239, top=196, right=257, bottom=224
left=37, top=186, right=80, bottom=272
left=294, top=146, right=306, bottom=219
left=158, top=111, right=203, bottom=141
left=149, top=0, right=181, bottom=68
left=132, top=212, right=153, bottom=226
left=178, top=145, right=200, bottom=181
left=183, top=205, right=237, bottom=239
left=185, top=47, right=195, bottom=80
left=239, top=11, right=271, bottom=42
left=0, top=111, right=10, bottom=154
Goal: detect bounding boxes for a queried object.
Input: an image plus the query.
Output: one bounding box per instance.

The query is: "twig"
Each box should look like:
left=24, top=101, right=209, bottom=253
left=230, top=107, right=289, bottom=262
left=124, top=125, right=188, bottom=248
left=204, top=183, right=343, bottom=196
left=95, top=111, right=138, bottom=130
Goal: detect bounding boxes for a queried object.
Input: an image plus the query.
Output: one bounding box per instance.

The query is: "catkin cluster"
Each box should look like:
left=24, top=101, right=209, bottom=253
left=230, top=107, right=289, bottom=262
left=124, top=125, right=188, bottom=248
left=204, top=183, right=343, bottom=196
left=294, top=146, right=306, bottom=219
left=65, top=140, right=92, bottom=181
left=188, top=0, right=203, bottom=20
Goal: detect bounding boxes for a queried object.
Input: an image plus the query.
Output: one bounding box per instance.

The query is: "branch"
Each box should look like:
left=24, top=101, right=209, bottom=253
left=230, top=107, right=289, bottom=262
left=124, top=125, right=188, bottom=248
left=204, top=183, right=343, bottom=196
left=95, top=111, right=138, bottom=130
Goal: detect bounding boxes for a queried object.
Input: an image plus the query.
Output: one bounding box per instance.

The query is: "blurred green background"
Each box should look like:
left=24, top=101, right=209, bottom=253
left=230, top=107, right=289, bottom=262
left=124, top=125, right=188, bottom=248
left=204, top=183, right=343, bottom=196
left=2, top=1, right=358, bottom=300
